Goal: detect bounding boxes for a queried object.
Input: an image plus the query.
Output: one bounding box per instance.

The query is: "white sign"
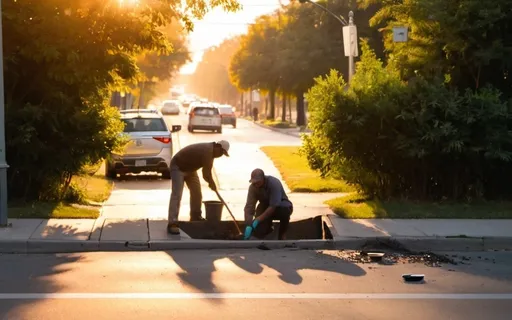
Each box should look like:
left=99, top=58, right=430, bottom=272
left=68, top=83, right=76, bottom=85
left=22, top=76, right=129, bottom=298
left=392, top=26, right=408, bottom=42
left=342, top=25, right=358, bottom=57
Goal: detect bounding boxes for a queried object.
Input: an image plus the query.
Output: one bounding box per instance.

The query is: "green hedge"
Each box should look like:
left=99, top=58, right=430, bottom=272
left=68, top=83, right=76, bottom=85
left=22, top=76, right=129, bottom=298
left=302, top=42, right=512, bottom=201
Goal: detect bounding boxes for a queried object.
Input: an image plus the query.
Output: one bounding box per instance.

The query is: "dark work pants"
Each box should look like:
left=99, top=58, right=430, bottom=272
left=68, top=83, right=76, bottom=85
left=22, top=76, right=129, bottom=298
left=254, top=202, right=293, bottom=240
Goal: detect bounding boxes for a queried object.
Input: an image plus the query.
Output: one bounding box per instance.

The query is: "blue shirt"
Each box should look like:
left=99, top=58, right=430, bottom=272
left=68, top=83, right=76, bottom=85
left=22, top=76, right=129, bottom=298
left=244, top=175, right=292, bottom=224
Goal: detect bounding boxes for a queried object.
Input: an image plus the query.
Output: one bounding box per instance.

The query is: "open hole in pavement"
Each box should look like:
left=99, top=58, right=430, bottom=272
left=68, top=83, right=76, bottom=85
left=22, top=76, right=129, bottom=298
left=179, top=216, right=333, bottom=240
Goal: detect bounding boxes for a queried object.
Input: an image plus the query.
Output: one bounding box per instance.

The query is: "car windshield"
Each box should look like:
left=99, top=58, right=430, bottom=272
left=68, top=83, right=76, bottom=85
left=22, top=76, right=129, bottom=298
left=122, top=118, right=167, bottom=132
left=218, top=107, right=233, bottom=114
left=193, top=107, right=219, bottom=116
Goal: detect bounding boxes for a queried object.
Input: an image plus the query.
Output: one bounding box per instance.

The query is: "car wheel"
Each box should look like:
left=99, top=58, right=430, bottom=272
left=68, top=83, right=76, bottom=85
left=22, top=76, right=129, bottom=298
left=218, top=127, right=222, bottom=134
left=232, top=122, right=237, bottom=128
left=162, top=170, right=171, bottom=180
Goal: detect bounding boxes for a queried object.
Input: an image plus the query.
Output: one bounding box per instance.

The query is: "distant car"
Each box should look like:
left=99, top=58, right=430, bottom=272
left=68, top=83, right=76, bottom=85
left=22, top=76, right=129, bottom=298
left=217, top=104, right=237, bottom=128
left=161, top=100, right=181, bottom=115
left=187, top=104, right=222, bottom=133
left=105, top=113, right=182, bottom=179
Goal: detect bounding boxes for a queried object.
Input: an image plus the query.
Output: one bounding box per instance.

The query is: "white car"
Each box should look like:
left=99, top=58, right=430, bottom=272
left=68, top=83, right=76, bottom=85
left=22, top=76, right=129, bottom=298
left=105, top=113, right=182, bottom=179
left=161, top=100, right=181, bottom=115
left=187, top=104, right=222, bottom=133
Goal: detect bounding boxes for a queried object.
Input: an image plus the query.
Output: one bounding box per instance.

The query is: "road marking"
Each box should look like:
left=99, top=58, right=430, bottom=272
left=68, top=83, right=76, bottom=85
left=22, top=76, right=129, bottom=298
left=0, top=293, right=511, bottom=300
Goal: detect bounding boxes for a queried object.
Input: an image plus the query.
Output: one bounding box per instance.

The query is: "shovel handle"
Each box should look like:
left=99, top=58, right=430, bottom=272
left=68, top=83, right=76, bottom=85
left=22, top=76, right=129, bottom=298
left=215, top=190, right=242, bottom=235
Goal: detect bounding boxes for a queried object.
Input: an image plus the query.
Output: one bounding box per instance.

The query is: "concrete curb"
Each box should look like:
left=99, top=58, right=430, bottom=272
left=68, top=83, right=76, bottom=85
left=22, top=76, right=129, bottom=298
left=1, top=236, right=511, bottom=254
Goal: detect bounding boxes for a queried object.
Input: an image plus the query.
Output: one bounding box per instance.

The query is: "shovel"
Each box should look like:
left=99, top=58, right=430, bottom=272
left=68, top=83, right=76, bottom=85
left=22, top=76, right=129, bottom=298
left=214, top=190, right=243, bottom=236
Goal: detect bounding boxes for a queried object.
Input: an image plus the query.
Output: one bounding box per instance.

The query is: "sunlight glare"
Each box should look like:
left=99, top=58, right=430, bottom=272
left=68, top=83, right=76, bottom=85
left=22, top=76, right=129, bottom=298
left=119, top=0, right=139, bottom=6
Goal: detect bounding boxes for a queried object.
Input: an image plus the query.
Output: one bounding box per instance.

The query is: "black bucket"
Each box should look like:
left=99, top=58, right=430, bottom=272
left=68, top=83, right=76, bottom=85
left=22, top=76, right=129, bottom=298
left=203, top=200, right=224, bottom=222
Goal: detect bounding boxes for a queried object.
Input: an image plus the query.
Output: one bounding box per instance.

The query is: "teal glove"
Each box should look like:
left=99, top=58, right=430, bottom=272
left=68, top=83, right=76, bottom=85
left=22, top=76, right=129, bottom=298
left=244, top=220, right=260, bottom=240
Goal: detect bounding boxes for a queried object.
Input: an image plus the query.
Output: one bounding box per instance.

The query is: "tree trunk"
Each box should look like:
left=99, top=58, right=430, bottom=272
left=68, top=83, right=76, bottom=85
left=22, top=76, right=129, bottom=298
left=264, top=96, right=268, bottom=119
left=268, top=88, right=276, bottom=120
left=288, top=95, right=292, bottom=123
left=281, top=93, right=287, bottom=122
left=249, top=88, right=253, bottom=117
left=295, top=91, right=306, bottom=126
left=240, top=92, right=244, bottom=116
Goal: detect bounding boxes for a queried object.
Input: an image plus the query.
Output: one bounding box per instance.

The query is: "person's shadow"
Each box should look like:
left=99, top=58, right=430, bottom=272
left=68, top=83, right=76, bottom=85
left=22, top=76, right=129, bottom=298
left=228, top=250, right=366, bottom=285
left=166, top=249, right=366, bottom=304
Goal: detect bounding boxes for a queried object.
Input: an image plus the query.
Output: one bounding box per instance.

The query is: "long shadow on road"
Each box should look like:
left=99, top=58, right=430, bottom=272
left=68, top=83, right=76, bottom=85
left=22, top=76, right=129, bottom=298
left=166, top=249, right=367, bottom=305
left=0, top=253, right=84, bottom=317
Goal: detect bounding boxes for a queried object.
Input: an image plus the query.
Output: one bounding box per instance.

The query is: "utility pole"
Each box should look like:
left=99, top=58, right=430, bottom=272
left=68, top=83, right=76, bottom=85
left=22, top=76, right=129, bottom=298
left=0, top=0, right=9, bottom=227
left=299, top=0, right=358, bottom=83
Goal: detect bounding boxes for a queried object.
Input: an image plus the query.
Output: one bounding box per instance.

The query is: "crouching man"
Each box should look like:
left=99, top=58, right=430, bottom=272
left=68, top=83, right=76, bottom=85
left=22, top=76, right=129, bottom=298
left=243, top=168, right=293, bottom=240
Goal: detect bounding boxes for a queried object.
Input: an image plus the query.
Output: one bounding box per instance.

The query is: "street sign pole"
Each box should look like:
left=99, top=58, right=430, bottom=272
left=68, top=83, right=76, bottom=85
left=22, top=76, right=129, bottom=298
left=348, top=11, right=355, bottom=83
left=343, top=11, right=357, bottom=83
left=0, top=0, right=10, bottom=227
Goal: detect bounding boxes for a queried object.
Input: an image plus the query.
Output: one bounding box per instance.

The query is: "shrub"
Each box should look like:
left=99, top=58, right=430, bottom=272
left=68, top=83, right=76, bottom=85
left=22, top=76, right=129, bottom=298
left=303, top=41, right=512, bottom=201
left=6, top=92, right=126, bottom=201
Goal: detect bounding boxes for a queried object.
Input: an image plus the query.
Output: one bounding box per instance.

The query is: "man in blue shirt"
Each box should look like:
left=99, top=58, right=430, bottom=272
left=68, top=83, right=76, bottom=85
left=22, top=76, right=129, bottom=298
left=243, top=168, right=293, bottom=240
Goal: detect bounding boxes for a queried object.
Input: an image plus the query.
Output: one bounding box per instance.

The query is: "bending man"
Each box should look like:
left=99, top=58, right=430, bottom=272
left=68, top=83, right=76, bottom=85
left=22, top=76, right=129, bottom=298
left=243, top=168, right=293, bottom=240
left=167, top=140, right=230, bottom=235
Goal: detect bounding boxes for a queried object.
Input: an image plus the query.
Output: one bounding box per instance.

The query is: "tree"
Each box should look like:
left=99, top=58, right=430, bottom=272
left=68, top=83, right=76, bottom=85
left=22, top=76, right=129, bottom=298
left=361, top=0, right=512, bottom=93
left=230, top=14, right=282, bottom=119
left=3, top=0, right=240, bottom=200
left=135, top=22, right=191, bottom=105
left=229, top=0, right=383, bottom=125
left=188, top=37, right=241, bottom=105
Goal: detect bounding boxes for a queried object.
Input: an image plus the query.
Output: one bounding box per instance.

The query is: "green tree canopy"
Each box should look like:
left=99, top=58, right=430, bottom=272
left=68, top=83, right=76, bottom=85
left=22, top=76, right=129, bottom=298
left=360, top=0, right=512, bottom=92
left=3, top=0, right=240, bottom=200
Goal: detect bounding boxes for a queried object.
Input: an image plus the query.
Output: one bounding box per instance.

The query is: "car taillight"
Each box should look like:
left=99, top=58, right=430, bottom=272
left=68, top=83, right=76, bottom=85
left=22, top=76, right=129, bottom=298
left=189, top=112, right=195, bottom=117
left=153, top=136, right=171, bottom=144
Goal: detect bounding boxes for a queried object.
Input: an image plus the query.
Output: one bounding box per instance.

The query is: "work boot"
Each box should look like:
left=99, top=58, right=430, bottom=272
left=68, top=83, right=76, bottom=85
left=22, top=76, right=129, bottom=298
left=167, top=223, right=180, bottom=235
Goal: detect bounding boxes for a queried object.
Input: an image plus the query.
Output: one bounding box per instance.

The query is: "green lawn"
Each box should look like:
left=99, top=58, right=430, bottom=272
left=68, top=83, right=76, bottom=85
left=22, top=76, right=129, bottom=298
left=260, top=146, right=354, bottom=193
left=8, top=202, right=100, bottom=219
left=8, top=162, right=112, bottom=219
left=326, top=193, right=512, bottom=219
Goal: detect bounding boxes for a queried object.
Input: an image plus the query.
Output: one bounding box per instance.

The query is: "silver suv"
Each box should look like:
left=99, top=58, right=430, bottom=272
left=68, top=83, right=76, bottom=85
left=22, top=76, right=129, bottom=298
left=105, top=113, right=181, bottom=179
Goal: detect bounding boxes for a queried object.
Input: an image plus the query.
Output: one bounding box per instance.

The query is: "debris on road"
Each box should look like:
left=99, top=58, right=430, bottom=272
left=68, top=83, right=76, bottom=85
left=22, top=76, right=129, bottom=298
left=316, top=250, right=456, bottom=267
left=402, top=274, right=425, bottom=282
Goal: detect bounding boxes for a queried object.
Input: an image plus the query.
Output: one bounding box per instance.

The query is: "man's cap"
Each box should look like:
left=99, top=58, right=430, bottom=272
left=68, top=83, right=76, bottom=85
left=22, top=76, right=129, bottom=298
left=249, top=168, right=265, bottom=183
left=217, top=140, right=230, bottom=156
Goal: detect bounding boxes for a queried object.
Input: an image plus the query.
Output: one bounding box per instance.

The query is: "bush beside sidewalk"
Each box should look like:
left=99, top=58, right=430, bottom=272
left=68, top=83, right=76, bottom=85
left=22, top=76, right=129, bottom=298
left=261, top=146, right=512, bottom=219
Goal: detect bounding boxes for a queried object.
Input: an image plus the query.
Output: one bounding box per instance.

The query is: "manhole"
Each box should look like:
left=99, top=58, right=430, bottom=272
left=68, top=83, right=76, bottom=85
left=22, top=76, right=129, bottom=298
left=178, top=215, right=333, bottom=240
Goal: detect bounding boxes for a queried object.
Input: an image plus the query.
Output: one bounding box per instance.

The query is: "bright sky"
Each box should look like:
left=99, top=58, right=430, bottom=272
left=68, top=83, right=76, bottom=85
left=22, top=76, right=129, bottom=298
left=179, top=0, right=289, bottom=74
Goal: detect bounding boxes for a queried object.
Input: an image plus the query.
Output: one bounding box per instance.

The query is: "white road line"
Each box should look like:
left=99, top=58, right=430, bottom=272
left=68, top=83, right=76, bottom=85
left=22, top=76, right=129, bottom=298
left=0, top=293, right=511, bottom=300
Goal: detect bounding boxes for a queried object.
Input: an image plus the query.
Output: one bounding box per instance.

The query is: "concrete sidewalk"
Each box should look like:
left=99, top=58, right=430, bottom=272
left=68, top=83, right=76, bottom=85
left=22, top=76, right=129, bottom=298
left=1, top=216, right=512, bottom=253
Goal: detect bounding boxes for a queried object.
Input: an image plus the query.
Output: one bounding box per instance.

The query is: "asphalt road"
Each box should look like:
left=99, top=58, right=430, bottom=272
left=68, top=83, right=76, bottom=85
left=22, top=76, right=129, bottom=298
left=1, top=249, right=512, bottom=319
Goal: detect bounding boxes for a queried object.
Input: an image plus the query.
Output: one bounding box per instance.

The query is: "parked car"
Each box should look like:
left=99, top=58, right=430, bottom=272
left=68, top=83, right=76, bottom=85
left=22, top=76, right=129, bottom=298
left=161, top=100, right=181, bottom=115
left=105, top=113, right=182, bottom=179
left=217, top=104, right=237, bottom=128
left=187, top=104, right=222, bottom=133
